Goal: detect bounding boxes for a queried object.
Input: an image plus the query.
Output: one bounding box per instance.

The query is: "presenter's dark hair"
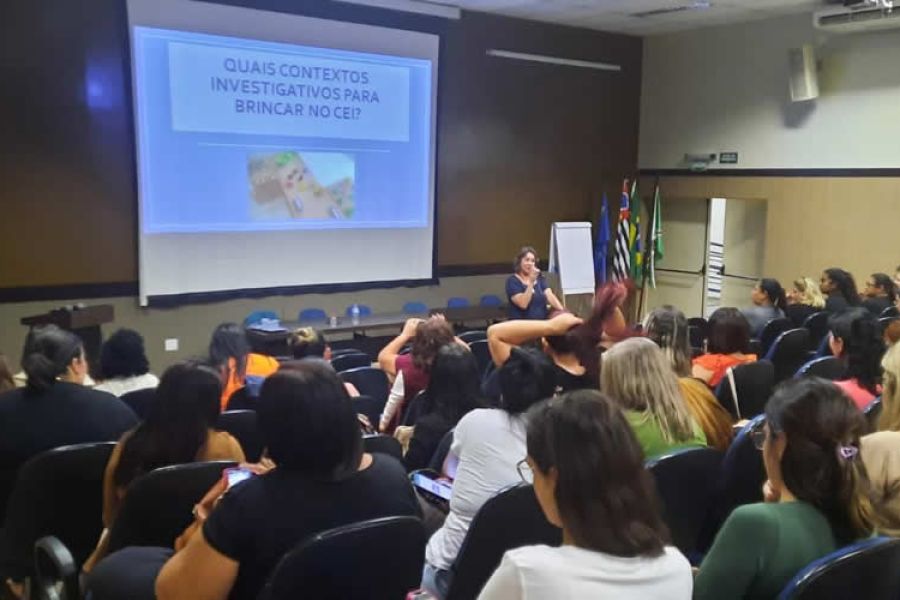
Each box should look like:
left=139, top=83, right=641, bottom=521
left=829, top=308, right=884, bottom=395
left=526, top=390, right=669, bottom=556
left=209, top=323, right=251, bottom=380
left=513, top=246, right=538, bottom=273
left=113, top=361, right=222, bottom=488
left=871, top=273, right=898, bottom=302
left=100, top=329, right=151, bottom=379
left=707, top=308, right=751, bottom=355
left=759, top=278, right=787, bottom=310
left=20, top=325, right=84, bottom=393
left=825, top=268, right=861, bottom=306
left=498, top=347, right=556, bottom=415
left=258, top=361, right=362, bottom=479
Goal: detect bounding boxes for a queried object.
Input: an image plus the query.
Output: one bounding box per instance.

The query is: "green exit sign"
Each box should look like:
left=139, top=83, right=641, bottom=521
left=720, top=152, right=739, bottom=164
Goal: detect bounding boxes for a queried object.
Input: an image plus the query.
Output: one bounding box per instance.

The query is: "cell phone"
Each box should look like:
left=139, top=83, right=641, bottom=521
left=224, top=467, right=255, bottom=490
left=411, top=472, right=453, bottom=502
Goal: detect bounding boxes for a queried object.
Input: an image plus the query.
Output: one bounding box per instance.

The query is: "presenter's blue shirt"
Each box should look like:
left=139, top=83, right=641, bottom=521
left=506, top=275, right=549, bottom=320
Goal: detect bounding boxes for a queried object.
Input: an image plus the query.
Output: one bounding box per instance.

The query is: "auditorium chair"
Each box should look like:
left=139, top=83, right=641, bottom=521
left=0, top=442, right=114, bottom=578
left=878, top=316, right=899, bottom=334
left=687, top=317, right=709, bottom=351
left=298, top=308, right=328, bottom=323
left=244, top=310, right=279, bottom=327
left=119, top=387, right=157, bottom=420
left=812, top=333, right=832, bottom=359
left=362, top=435, right=402, bottom=461
left=714, top=360, right=775, bottom=420
left=257, top=516, right=425, bottom=600
left=765, top=329, right=811, bottom=383
left=216, top=410, right=264, bottom=462
left=794, top=356, right=845, bottom=381
left=225, top=386, right=255, bottom=411
left=468, top=340, right=492, bottom=376
left=880, top=305, right=900, bottom=319
left=446, top=297, right=469, bottom=308
left=776, top=537, right=900, bottom=600
left=402, top=301, right=429, bottom=314
left=106, top=461, right=236, bottom=553
left=428, top=429, right=454, bottom=472
left=802, top=311, right=829, bottom=349
left=646, top=447, right=723, bottom=562
left=864, top=397, right=882, bottom=433
left=758, top=317, right=792, bottom=355
left=478, top=294, right=503, bottom=307
left=352, top=395, right=384, bottom=429
left=445, top=485, right=561, bottom=600
left=330, top=352, right=371, bottom=372
left=339, top=367, right=389, bottom=405
left=457, top=330, right=487, bottom=344
left=330, top=347, right=364, bottom=358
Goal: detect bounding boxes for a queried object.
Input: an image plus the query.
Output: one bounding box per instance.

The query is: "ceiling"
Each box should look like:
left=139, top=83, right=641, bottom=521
left=430, top=0, right=832, bottom=35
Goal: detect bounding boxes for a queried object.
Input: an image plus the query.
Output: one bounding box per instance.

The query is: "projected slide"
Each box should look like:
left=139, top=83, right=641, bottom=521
left=132, top=27, right=432, bottom=233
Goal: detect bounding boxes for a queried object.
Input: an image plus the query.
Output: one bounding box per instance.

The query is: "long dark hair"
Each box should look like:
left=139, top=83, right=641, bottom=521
left=209, top=323, right=251, bottom=380
left=258, top=361, right=362, bottom=478
left=20, top=325, right=83, bottom=393
left=527, top=390, right=670, bottom=556
left=829, top=308, right=884, bottom=394
left=765, top=378, right=877, bottom=544
left=759, top=278, right=787, bottom=310
left=544, top=283, right=629, bottom=386
left=113, top=361, right=223, bottom=489
left=422, top=344, right=483, bottom=425
left=871, top=273, right=898, bottom=302
left=825, top=268, right=861, bottom=306
left=707, top=308, right=751, bottom=354
left=643, top=306, right=692, bottom=377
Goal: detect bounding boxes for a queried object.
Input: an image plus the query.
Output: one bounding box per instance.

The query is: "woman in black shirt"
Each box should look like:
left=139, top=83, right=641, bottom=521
left=820, top=268, right=861, bottom=313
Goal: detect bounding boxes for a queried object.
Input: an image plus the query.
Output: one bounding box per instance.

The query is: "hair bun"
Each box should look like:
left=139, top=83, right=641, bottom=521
left=22, top=353, right=63, bottom=391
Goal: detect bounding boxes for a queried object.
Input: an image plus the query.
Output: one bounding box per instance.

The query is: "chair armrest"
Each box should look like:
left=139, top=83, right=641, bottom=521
left=33, top=536, right=78, bottom=600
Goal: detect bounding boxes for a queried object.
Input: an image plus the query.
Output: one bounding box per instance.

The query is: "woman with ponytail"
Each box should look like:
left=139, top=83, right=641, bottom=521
left=742, top=278, right=787, bottom=338
left=695, top=378, right=881, bottom=600
left=828, top=308, right=885, bottom=409
left=0, top=326, right=137, bottom=519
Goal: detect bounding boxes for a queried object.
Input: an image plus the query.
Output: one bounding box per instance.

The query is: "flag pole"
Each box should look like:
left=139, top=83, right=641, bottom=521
left=636, top=176, right=658, bottom=321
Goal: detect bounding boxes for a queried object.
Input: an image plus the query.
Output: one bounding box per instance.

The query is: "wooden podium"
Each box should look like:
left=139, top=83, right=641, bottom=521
left=21, top=305, right=114, bottom=376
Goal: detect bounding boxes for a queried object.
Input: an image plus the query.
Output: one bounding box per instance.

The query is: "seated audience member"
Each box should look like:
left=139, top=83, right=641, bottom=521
left=692, top=308, right=757, bottom=388
left=84, top=362, right=245, bottom=572
left=286, top=327, right=359, bottom=396
left=694, top=378, right=882, bottom=600
left=377, top=316, right=456, bottom=432
left=0, top=354, right=13, bottom=393
left=785, top=276, right=826, bottom=327
left=885, top=320, right=900, bottom=347
left=478, top=390, right=692, bottom=600
left=742, top=278, right=787, bottom=338
left=401, top=344, right=483, bottom=472
left=487, top=284, right=628, bottom=394
left=862, top=342, right=900, bottom=532
left=861, top=272, right=898, bottom=317
left=90, top=361, right=420, bottom=600
left=422, top=348, right=556, bottom=599
left=602, top=337, right=706, bottom=459
left=895, top=265, right=900, bottom=290
left=820, top=268, right=861, bottom=313
left=0, top=326, right=137, bottom=519
left=829, top=308, right=884, bottom=410
left=209, top=323, right=279, bottom=411
left=94, top=329, right=159, bottom=397
left=644, top=307, right=734, bottom=452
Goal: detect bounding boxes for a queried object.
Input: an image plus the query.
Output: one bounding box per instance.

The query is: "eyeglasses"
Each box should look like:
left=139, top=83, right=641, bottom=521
left=750, top=420, right=768, bottom=450
left=516, top=458, right=534, bottom=484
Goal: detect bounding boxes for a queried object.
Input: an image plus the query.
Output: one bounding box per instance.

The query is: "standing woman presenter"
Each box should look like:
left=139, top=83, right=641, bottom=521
left=506, top=246, right=564, bottom=320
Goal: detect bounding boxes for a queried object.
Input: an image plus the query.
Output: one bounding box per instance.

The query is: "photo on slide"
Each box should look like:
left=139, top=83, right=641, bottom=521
left=248, top=150, right=355, bottom=221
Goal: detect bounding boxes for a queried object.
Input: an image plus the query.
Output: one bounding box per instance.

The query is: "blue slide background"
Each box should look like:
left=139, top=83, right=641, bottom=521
left=132, top=27, right=433, bottom=234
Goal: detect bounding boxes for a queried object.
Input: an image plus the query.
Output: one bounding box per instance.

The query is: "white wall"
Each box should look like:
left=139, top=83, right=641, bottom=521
left=639, top=13, right=900, bottom=169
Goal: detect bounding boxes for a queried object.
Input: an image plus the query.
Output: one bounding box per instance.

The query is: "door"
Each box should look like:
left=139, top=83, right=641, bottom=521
left=713, top=198, right=768, bottom=313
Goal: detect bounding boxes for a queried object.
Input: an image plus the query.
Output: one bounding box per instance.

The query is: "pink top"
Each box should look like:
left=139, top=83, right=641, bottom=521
left=834, top=379, right=881, bottom=410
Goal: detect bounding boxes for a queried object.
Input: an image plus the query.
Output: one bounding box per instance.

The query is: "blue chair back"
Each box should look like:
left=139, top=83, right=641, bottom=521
left=331, top=352, right=371, bottom=372
left=345, top=304, right=373, bottom=317
left=458, top=330, right=487, bottom=344
left=244, top=310, right=278, bottom=327
left=298, top=308, right=328, bottom=323
left=802, top=311, right=829, bottom=348
left=864, top=396, right=882, bottom=432
left=881, top=305, right=900, bottom=319
left=795, top=356, right=845, bottom=381
left=713, top=360, right=774, bottom=420
left=468, top=340, right=492, bottom=376
left=478, top=295, right=502, bottom=307
left=759, top=317, right=793, bottom=355
left=402, top=301, right=429, bottom=314
left=447, top=297, right=469, bottom=308
left=216, top=410, right=264, bottom=462
left=814, top=333, right=832, bottom=359
left=339, top=367, right=389, bottom=405
left=764, top=328, right=810, bottom=383
left=777, top=537, right=900, bottom=600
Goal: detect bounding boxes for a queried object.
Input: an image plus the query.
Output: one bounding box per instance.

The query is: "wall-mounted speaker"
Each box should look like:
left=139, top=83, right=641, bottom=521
left=789, top=45, right=819, bottom=102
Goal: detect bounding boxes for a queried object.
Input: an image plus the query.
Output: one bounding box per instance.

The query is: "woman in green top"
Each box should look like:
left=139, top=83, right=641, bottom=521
left=600, top=337, right=707, bottom=459
left=694, top=378, right=880, bottom=600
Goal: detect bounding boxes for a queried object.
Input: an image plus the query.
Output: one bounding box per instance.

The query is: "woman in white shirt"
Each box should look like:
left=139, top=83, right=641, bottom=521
left=422, top=347, right=557, bottom=598
left=93, top=329, right=159, bottom=397
left=478, top=389, right=693, bottom=600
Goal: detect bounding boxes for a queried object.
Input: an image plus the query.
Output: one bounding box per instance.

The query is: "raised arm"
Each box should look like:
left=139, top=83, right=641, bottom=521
left=487, top=313, right=584, bottom=366
left=377, top=318, right=422, bottom=378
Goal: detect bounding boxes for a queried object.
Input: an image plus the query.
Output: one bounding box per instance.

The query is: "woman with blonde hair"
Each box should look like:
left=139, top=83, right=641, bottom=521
left=861, top=342, right=900, bottom=529
left=600, top=337, right=706, bottom=459
left=644, top=307, right=734, bottom=452
left=786, top=276, right=826, bottom=327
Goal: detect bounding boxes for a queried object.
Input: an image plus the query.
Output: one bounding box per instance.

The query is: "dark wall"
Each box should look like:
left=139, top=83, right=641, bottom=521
left=0, top=0, right=642, bottom=293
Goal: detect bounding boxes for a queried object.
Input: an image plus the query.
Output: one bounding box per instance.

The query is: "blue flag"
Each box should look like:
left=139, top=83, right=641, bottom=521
left=595, top=193, right=611, bottom=284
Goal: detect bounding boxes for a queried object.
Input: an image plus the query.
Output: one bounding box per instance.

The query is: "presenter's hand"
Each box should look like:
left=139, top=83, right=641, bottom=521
left=528, top=267, right=541, bottom=284
left=546, top=312, right=583, bottom=335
